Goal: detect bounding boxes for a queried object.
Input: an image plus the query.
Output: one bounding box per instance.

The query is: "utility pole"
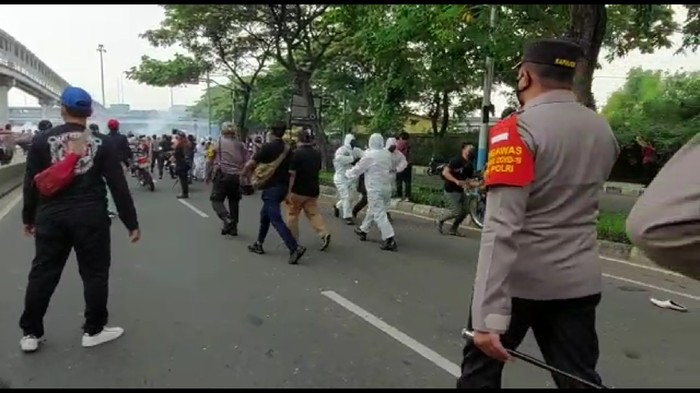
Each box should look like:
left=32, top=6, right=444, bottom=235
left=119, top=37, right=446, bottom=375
left=96, top=44, right=106, bottom=107
left=170, top=87, right=174, bottom=107
left=476, top=6, right=497, bottom=172
left=206, top=72, right=212, bottom=136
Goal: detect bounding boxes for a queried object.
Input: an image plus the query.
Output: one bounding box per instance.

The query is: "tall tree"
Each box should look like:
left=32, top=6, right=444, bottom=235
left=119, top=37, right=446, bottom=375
left=127, top=4, right=270, bottom=133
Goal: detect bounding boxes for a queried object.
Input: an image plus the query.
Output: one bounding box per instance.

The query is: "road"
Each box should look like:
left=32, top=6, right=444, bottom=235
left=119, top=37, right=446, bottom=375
left=0, top=177, right=698, bottom=388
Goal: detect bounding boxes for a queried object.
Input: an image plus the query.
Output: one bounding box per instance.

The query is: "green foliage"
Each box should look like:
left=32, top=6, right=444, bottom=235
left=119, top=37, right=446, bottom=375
left=126, top=54, right=203, bottom=87
left=597, top=212, right=630, bottom=244
left=602, top=68, right=700, bottom=161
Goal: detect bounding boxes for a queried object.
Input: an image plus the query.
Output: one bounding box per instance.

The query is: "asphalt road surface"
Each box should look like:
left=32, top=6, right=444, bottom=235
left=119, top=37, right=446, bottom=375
left=0, top=177, right=698, bottom=388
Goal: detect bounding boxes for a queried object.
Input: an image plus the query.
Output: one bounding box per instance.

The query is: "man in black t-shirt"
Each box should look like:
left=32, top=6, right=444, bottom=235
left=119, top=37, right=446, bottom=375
left=436, top=143, right=477, bottom=236
left=243, top=122, right=306, bottom=265
left=285, top=130, right=331, bottom=251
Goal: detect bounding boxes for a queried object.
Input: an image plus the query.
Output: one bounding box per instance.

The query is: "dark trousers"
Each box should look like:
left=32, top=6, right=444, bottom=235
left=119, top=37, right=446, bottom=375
left=396, top=164, right=412, bottom=199
left=457, top=294, right=602, bottom=389
left=152, top=152, right=164, bottom=178
left=20, top=215, right=112, bottom=337
left=257, top=184, right=298, bottom=252
left=177, top=168, right=189, bottom=196
left=210, top=172, right=241, bottom=225
left=352, top=176, right=368, bottom=217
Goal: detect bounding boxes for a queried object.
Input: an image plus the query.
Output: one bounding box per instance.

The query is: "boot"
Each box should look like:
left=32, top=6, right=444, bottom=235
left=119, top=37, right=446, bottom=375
left=380, top=237, right=398, bottom=251
left=354, top=227, right=367, bottom=242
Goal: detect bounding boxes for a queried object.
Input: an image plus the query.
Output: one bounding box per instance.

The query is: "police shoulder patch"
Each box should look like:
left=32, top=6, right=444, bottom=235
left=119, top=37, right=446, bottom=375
left=483, top=114, right=534, bottom=187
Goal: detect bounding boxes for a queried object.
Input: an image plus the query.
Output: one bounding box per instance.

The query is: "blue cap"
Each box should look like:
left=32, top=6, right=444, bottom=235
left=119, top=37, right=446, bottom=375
left=60, top=86, right=93, bottom=117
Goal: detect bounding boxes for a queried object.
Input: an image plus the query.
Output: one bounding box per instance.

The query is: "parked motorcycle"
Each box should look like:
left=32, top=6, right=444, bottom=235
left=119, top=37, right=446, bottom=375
left=426, top=155, right=446, bottom=176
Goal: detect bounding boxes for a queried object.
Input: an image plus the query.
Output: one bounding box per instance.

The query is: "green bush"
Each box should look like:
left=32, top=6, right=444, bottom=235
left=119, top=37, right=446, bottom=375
left=597, top=212, right=630, bottom=244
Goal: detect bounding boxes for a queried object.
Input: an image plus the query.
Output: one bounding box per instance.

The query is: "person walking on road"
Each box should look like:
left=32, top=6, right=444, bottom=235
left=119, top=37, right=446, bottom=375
left=173, top=132, right=192, bottom=199
left=209, top=122, right=248, bottom=236
left=457, top=39, right=619, bottom=389
left=347, top=133, right=399, bottom=251
left=105, top=119, right=131, bottom=169
left=243, top=122, right=307, bottom=265
left=333, top=134, right=363, bottom=225
left=284, top=129, right=331, bottom=251
left=626, top=133, right=700, bottom=281
left=395, top=132, right=412, bottom=201
left=436, top=143, right=478, bottom=237
left=19, top=86, right=140, bottom=353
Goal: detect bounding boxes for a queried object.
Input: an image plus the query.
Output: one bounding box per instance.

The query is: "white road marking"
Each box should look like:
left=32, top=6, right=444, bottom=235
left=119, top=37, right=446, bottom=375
left=603, top=273, right=700, bottom=302
left=0, top=193, right=22, bottom=222
left=178, top=199, right=209, bottom=218
left=599, top=255, right=684, bottom=278
left=321, top=290, right=461, bottom=378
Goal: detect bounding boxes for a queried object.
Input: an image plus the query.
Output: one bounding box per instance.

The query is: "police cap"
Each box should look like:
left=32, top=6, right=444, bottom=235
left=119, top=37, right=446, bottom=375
left=513, top=39, right=583, bottom=70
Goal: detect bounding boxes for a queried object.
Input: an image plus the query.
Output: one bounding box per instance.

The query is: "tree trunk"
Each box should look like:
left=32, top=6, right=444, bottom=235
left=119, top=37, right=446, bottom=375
left=429, top=92, right=440, bottom=136
left=237, top=86, right=252, bottom=136
left=567, top=4, right=607, bottom=110
left=294, top=71, right=331, bottom=169
left=439, top=90, right=450, bottom=136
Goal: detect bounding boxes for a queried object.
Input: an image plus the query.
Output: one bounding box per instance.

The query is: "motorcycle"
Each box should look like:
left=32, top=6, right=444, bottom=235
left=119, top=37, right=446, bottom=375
left=162, top=151, right=176, bottom=179
left=132, top=155, right=155, bottom=192
left=426, top=155, right=446, bottom=176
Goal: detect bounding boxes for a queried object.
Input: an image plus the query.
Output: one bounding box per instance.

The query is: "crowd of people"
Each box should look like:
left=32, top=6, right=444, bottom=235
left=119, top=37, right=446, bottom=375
left=11, top=37, right=700, bottom=391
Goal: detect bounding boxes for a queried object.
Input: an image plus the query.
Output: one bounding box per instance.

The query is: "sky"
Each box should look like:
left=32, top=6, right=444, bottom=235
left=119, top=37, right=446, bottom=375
left=0, top=4, right=698, bottom=113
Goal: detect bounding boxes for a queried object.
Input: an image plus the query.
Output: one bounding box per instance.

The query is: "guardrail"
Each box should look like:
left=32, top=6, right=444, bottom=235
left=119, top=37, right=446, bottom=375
left=0, top=156, right=26, bottom=198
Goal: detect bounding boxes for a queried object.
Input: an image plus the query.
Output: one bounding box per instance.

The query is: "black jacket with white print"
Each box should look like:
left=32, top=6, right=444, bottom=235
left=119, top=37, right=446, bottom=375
left=22, top=122, right=139, bottom=231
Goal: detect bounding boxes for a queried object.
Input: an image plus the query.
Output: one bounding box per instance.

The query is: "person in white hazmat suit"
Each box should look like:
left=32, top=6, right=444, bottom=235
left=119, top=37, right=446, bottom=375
left=333, top=134, right=363, bottom=225
left=346, top=133, right=402, bottom=251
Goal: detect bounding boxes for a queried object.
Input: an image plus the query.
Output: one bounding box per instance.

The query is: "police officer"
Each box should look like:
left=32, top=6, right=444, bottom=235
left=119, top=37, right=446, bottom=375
left=626, top=134, right=700, bottom=281
left=457, top=39, right=619, bottom=389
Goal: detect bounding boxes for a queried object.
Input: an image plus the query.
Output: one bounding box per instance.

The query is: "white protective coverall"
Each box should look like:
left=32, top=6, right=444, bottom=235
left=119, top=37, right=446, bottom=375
left=333, top=134, right=363, bottom=219
left=346, top=133, right=396, bottom=240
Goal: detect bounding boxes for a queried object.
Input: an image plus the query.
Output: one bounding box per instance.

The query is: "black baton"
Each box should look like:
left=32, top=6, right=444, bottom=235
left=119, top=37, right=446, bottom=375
left=461, top=329, right=610, bottom=389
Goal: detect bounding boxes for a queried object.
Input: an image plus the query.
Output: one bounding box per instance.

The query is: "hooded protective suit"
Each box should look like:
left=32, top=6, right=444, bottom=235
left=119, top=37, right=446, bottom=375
left=346, top=133, right=395, bottom=240
left=333, top=134, right=363, bottom=219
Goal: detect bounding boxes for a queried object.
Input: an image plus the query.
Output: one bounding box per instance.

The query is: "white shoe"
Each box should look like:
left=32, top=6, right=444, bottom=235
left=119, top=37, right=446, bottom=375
left=20, top=335, right=43, bottom=353
left=81, top=327, right=124, bottom=348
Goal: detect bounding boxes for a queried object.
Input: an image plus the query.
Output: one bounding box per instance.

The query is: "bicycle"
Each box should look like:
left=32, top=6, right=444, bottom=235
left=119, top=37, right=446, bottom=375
left=465, top=172, right=487, bottom=229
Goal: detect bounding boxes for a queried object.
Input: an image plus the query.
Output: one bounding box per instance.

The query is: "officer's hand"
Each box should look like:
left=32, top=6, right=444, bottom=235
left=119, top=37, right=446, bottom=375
left=129, top=229, right=141, bottom=243
left=23, top=224, right=35, bottom=237
left=473, top=331, right=511, bottom=362
left=456, top=180, right=468, bottom=188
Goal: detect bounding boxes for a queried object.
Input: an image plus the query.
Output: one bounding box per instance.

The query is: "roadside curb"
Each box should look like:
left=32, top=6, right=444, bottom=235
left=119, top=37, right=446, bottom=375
left=412, top=166, right=645, bottom=197
left=318, top=185, right=655, bottom=269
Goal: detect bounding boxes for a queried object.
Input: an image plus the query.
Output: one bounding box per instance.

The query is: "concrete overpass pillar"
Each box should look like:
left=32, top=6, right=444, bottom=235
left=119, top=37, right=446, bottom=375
left=0, top=76, right=14, bottom=127
left=38, top=98, right=54, bottom=120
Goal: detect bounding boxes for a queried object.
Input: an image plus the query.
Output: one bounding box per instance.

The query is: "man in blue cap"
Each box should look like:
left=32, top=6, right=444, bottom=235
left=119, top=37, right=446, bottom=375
left=19, top=86, right=140, bottom=353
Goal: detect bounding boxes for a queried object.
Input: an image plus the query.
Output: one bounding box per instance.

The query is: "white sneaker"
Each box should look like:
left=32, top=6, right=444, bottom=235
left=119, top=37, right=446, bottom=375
left=20, top=335, right=43, bottom=353
left=81, top=327, right=124, bottom=348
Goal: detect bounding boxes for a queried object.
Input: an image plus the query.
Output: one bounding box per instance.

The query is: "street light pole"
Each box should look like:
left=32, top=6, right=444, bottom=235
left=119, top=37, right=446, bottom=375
left=476, top=6, right=497, bottom=172
left=206, top=72, right=212, bottom=136
left=96, top=44, right=107, bottom=107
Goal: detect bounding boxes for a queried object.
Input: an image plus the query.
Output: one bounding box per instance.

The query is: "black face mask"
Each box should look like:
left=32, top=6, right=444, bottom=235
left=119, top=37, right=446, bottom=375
left=516, top=73, right=531, bottom=106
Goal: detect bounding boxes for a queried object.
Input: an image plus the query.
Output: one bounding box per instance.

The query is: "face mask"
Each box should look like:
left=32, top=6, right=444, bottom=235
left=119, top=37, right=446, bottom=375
left=516, top=72, right=531, bottom=106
